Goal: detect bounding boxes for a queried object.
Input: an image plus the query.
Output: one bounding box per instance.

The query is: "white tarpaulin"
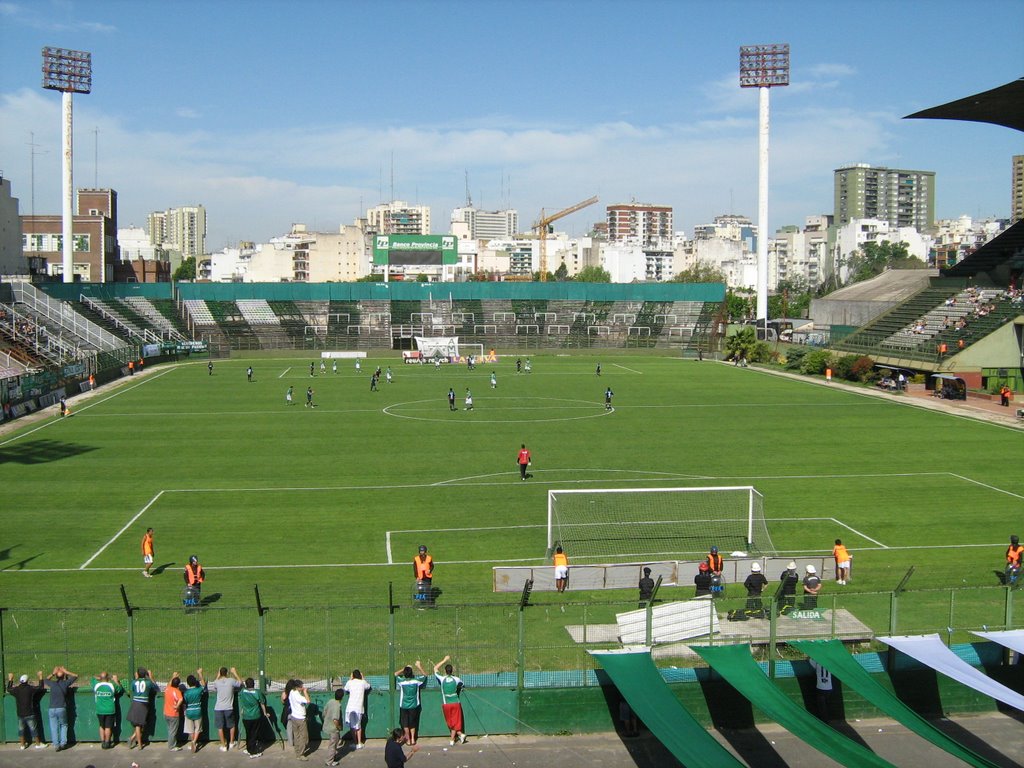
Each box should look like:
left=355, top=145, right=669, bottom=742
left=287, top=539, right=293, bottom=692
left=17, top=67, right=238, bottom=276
left=414, top=336, right=459, bottom=358
left=880, top=633, right=1024, bottom=711
left=973, top=629, right=1024, bottom=656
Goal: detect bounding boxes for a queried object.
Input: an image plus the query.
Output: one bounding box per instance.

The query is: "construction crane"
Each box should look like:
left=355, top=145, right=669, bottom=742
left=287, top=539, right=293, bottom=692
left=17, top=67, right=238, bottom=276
left=534, top=195, right=598, bottom=281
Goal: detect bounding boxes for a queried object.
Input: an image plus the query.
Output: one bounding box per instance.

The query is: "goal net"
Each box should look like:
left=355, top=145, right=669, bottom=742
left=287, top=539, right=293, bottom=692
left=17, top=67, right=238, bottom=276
left=547, top=486, right=775, bottom=561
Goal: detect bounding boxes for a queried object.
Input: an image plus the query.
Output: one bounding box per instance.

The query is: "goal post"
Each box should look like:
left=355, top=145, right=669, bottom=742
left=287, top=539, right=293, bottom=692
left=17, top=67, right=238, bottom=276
left=546, top=486, right=774, bottom=561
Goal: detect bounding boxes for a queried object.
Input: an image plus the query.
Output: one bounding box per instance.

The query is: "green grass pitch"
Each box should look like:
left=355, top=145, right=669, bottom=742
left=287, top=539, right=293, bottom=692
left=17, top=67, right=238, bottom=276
left=2, top=352, right=1023, bottom=675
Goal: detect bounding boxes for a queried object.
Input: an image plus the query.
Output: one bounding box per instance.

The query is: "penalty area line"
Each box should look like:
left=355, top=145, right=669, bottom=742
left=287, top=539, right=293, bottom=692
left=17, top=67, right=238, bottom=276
left=830, top=517, right=888, bottom=548
left=80, top=491, right=165, bottom=569
left=278, top=366, right=292, bottom=378
left=611, top=363, right=643, bottom=374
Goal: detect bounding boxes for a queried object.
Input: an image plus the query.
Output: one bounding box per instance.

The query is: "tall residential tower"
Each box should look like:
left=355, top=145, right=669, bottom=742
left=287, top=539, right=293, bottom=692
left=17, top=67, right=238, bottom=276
left=834, top=164, right=935, bottom=232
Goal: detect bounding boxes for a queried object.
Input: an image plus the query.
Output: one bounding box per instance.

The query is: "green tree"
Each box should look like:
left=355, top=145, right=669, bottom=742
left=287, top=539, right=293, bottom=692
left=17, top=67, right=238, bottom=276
left=553, top=262, right=569, bottom=281
left=726, top=290, right=753, bottom=322
left=172, top=256, right=196, bottom=281
left=768, top=279, right=812, bottom=319
left=725, top=326, right=757, bottom=361
left=846, top=241, right=926, bottom=285
left=672, top=260, right=726, bottom=283
left=355, top=273, right=380, bottom=282
left=575, top=265, right=611, bottom=283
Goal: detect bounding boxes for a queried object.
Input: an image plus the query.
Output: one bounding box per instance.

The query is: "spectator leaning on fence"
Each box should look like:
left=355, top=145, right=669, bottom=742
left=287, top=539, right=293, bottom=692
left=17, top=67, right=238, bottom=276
left=44, top=666, right=77, bottom=752
left=7, top=670, right=47, bottom=749
left=212, top=666, right=243, bottom=751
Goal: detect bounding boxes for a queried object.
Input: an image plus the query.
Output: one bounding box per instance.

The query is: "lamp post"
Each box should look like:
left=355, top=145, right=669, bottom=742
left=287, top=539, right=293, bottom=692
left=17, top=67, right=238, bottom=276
left=740, top=44, right=789, bottom=338
left=41, top=47, right=92, bottom=284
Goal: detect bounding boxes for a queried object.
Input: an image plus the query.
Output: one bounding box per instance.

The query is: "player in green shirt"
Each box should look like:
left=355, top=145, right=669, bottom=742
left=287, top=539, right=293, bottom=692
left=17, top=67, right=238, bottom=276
left=91, top=672, right=123, bottom=749
left=434, top=655, right=468, bottom=746
left=394, top=661, right=427, bottom=745
left=238, top=677, right=268, bottom=757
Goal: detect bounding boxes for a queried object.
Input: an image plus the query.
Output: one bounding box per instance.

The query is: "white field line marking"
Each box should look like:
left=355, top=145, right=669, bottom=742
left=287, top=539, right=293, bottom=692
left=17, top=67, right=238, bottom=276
left=80, top=491, right=164, bottom=569
left=432, top=468, right=710, bottom=486
left=829, top=517, right=888, bottom=548
left=278, top=367, right=292, bottom=378
left=390, top=523, right=545, bottom=534
left=386, top=531, right=393, bottom=565
left=948, top=473, right=1024, bottom=501
left=611, top=363, right=643, bottom=374
left=0, top=366, right=177, bottom=448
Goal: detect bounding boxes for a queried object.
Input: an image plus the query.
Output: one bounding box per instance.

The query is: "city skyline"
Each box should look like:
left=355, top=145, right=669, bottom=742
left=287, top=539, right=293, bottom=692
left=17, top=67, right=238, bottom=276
left=1, top=0, right=1022, bottom=253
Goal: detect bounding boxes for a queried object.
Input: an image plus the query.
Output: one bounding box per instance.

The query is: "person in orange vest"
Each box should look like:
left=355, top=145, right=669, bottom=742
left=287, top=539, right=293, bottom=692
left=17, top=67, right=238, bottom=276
left=141, top=527, right=155, bottom=578
left=1006, top=535, right=1023, bottom=587
left=128, top=360, right=135, bottom=376
left=1000, top=385, right=1012, bottom=407
left=705, top=546, right=723, bottom=577
left=88, top=373, right=95, bottom=389
left=184, top=555, right=205, bottom=606
left=413, top=546, right=434, bottom=604
left=832, top=539, right=851, bottom=585
left=553, top=546, right=569, bottom=593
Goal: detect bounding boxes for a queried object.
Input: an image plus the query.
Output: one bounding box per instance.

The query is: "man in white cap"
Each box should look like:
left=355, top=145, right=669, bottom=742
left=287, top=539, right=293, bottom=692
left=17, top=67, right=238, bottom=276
left=743, top=562, right=768, bottom=618
left=6, top=671, right=46, bottom=749
left=803, top=564, right=822, bottom=609
left=779, top=561, right=799, bottom=614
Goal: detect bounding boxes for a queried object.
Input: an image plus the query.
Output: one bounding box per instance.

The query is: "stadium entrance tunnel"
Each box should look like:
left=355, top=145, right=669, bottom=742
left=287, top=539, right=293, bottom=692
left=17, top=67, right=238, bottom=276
left=383, top=396, right=613, bottom=423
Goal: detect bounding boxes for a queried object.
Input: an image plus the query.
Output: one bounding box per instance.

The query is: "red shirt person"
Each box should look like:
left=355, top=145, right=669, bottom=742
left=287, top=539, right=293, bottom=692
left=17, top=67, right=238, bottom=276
left=517, top=444, right=531, bottom=481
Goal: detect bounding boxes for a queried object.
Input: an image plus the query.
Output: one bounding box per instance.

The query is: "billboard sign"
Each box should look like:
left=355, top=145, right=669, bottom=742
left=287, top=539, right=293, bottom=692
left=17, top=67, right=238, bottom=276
left=373, top=234, right=457, bottom=266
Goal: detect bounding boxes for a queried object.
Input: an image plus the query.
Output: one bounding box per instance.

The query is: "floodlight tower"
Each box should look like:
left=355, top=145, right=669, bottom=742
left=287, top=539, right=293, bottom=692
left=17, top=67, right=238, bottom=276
left=739, top=44, right=789, bottom=336
left=42, top=47, right=92, bottom=283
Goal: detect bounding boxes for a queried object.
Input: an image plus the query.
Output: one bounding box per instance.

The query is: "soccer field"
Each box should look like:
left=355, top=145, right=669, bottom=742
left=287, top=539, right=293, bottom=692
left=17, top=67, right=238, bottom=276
left=2, top=352, right=1023, bottom=674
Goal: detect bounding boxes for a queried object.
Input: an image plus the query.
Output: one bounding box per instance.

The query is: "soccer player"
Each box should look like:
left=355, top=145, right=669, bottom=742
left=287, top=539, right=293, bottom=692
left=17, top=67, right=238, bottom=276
left=286, top=385, right=294, bottom=405
left=355, top=359, right=361, bottom=372
left=553, top=546, right=569, bottom=593
left=310, top=362, right=315, bottom=377
left=142, top=527, right=155, bottom=578
left=386, top=366, right=393, bottom=384
left=59, top=396, right=67, bottom=417
left=448, top=388, right=457, bottom=411
left=490, top=371, right=497, bottom=389
left=517, top=444, right=531, bottom=480
left=370, top=373, right=379, bottom=391
left=596, top=362, right=602, bottom=376
left=394, top=662, right=428, bottom=746
left=332, top=360, right=338, bottom=374
left=306, top=387, right=315, bottom=407
left=342, top=670, right=372, bottom=750
left=320, top=360, right=327, bottom=374
left=604, top=387, right=614, bottom=410
left=524, top=358, right=532, bottom=373
left=208, top=361, right=214, bottom=376
left=464, top=388, right=473, bottom=410
left=833, top=539, right=852, bottom=585
left=433, top=655, right=467, bottom=746
left=246, top=366, right=253, bottom=383
left=516, top=358, right=522, bottom=373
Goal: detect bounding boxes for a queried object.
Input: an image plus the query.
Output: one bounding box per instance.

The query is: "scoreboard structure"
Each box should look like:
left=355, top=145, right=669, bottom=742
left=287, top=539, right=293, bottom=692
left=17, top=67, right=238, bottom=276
left=373, top=234, right=458, bottom=266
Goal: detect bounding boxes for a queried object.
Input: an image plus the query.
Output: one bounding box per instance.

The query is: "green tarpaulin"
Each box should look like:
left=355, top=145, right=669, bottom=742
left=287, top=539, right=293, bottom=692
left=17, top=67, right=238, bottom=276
left=694, top=644, right=896, bottom=768
left=791, top=639, right=998, bottom=768
left=591, top=649, right=744, bottom=768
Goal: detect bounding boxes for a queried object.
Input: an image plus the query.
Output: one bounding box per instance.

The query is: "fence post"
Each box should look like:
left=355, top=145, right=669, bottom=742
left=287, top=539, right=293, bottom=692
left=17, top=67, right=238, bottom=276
left=768, top=598, right=777, bottom=679
left=254, top=585, right=268, bottom=692
left=946, top=591, right=956, bottom=646
left=387, top=583, right=397, bottom=729
left=0, top=607, right=7, bottom=743
left=120, top=585, right=135, bottom=675
left=645, top=576, right=662, bottom=646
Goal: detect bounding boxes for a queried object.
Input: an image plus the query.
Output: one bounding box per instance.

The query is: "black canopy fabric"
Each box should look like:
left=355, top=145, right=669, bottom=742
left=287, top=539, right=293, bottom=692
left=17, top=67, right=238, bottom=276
left=905, top=78, right=1024, bottom=133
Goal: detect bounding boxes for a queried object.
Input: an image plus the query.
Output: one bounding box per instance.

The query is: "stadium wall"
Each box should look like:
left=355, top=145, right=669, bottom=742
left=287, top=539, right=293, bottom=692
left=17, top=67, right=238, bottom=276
left=3, top=656, right=1015, bottom=743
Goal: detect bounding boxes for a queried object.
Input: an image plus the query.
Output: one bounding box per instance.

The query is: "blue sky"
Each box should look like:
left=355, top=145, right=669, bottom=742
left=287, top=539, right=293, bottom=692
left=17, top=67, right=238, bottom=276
left=2, top=0, right=1022, bottom=251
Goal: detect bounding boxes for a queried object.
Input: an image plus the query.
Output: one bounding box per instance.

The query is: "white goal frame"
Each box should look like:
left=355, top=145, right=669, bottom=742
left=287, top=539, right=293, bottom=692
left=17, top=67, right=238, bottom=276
left=460, top=342, right=484, bottom=360
left=547, top=485, right=763, bottom=553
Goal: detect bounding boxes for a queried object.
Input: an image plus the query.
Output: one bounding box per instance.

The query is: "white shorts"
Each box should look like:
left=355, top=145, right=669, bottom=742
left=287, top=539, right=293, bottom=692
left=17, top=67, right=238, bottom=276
left=836, top=560, right=850, bottom=569
left=143, top=554, right=153, bottom=565
left=345, top=710, right=362, bottom=730
left=555, top=565, right=568, bottom=579
left=183, top=716, right=201, bottom=734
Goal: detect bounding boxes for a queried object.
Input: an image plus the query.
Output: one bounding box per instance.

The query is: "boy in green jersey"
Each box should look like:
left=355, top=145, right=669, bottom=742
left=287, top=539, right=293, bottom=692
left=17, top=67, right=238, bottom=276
left=91, top=672, right=123, bottom=749
left=433, top=655, right=467, bottom=746
left=394, top=661, right=427, bottom=745
left=239, top=677, right=268, bottom=757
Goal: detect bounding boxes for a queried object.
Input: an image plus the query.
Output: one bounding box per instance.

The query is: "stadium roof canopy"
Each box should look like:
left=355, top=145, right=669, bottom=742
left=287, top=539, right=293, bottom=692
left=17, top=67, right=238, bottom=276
left=904, top=78, right=1024, bottom=133
left=904, top=77, right=1024, bottom=280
